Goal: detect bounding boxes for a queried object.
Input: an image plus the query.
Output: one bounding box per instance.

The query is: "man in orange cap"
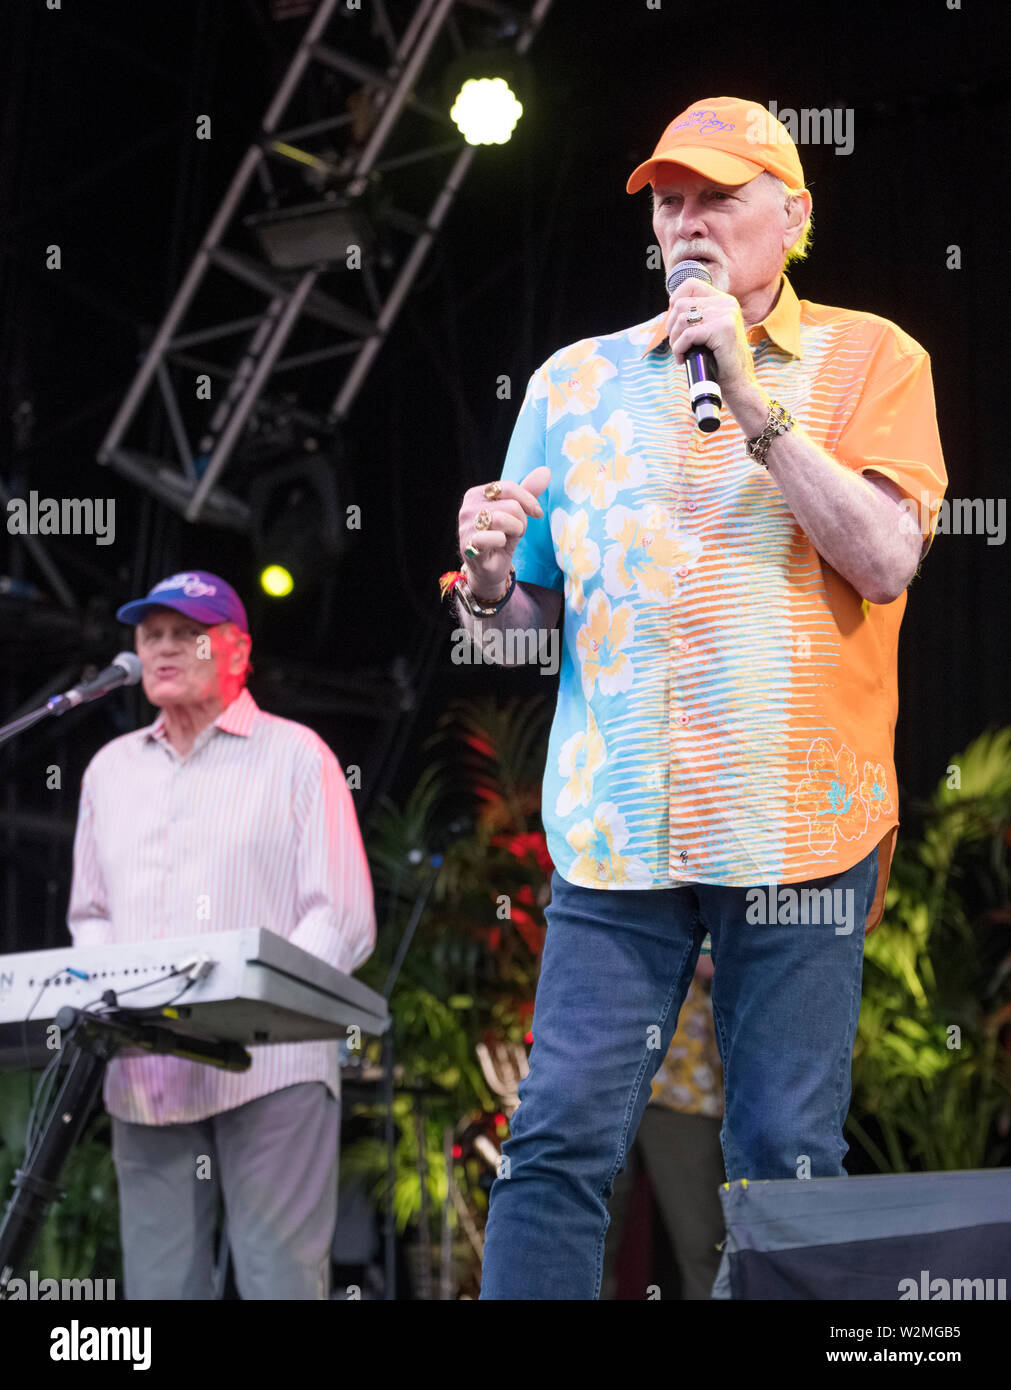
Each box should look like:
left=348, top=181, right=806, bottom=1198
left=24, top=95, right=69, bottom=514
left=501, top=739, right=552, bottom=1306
left=453, top=97, right=947, bottom=1299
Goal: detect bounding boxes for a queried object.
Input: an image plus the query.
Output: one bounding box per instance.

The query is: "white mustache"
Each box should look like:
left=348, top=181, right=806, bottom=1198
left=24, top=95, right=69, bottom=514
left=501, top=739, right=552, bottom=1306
left=671, top=244, right=725, bottom=269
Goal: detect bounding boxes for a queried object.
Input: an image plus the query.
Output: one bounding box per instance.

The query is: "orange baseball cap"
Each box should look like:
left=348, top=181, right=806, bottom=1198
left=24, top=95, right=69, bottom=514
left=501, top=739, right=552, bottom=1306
left=626, top=96, right=805, bottom=194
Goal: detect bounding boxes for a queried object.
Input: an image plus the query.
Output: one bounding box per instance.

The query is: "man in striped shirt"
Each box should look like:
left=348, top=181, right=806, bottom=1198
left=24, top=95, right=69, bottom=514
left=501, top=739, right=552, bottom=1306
left=457, top=97, right=947, bottom=1299
left=67, top=570, right=375, bottom=1299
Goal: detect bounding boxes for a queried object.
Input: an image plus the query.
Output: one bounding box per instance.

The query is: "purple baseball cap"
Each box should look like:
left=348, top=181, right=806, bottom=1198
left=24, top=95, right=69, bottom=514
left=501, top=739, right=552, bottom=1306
left=116, top=571, right=249, bottom=632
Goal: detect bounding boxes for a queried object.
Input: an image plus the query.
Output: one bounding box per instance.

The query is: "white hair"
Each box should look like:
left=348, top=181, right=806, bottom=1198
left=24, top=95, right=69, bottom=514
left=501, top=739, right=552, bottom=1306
left=764, top=171, right=813, bottom=268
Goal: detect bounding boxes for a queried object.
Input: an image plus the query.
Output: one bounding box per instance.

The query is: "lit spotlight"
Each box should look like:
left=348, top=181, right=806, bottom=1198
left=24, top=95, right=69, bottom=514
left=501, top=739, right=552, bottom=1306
left=260, top=564, right=294, bottom=598
left=450, top=77, right=523, bottom=146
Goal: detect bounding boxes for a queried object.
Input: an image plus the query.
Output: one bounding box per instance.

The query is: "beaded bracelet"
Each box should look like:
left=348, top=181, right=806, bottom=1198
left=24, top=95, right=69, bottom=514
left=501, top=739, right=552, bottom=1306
left=438, top=566, right=517, bottom=617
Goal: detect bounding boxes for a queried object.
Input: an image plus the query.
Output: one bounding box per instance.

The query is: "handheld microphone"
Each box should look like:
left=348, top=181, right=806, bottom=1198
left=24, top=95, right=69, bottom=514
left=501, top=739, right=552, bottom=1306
left=47, top=652, right=142, bottom=716
left=665, top=259, right=722, bottom=433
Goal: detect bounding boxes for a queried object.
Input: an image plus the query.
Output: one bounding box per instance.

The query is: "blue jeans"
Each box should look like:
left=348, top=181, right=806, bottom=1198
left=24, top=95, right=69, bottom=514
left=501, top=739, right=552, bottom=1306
left=480, top=847, right=879, bottom=1300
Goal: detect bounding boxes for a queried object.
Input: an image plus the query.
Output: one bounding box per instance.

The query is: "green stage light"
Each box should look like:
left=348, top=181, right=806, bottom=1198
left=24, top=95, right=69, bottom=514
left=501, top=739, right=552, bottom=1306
left=260, top=564, right=295, bottom=598
left=450, top=77, right=524, bottom=146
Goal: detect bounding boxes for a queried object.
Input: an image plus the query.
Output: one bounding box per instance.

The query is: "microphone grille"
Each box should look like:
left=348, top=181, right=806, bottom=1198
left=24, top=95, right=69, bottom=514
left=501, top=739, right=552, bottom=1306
left=113, top=651, right=143, bottom=685
left=665, top=259, right=713, bottom=297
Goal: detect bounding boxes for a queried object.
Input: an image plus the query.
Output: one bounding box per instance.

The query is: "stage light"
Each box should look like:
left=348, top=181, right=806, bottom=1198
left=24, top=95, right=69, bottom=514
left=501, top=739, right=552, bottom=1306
left=249, top=446, right=348, bottom=599
left=450, top=76, right=524, bottom=145
left=260, top=564, right=295, bottom=598
left=244, top=195, right=375, bottom=270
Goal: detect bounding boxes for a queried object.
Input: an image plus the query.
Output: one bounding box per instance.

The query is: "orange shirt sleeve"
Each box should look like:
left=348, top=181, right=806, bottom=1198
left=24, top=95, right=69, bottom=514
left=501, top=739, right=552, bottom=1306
left=835, top=334, right=948, bottom=556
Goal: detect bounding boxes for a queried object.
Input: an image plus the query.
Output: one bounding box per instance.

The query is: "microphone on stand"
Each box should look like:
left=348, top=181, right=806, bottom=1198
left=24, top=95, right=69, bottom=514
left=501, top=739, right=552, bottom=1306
left=665, top=259, right=722, bottom=433
left=47, top=652, right=142, bottom=716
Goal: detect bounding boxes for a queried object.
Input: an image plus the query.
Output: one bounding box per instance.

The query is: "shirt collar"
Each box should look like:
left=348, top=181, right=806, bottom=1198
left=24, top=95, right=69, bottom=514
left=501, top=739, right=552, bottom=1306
left=639, top=274, right=803, bottom=361
left=146, top=686, right=259, bottom=745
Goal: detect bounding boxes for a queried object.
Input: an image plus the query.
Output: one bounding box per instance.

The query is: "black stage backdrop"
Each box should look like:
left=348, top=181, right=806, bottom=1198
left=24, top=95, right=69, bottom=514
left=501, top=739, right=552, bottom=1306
left=0, top=0, right=1007, bottom=949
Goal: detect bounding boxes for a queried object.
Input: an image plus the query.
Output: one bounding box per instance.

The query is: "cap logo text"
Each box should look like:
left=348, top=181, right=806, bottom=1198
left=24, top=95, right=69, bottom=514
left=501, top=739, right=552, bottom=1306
left=151, top=572, right=217, bottom=598
left=672, top=110, right=736, bottom=136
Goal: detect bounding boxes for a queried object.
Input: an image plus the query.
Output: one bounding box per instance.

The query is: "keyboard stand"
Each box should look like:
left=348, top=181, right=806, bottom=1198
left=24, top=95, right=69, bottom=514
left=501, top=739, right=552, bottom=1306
left=0, top=1003, right=250, bottom=1291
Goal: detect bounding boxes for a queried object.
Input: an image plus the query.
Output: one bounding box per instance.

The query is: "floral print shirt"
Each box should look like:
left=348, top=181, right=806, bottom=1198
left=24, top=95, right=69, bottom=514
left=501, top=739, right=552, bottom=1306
left=501, top=277, right=947, bottom=928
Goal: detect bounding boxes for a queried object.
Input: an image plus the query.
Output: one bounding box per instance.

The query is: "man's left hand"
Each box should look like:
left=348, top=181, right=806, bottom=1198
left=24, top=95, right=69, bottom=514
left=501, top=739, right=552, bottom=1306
left=664, top=278, right=767, bottom=430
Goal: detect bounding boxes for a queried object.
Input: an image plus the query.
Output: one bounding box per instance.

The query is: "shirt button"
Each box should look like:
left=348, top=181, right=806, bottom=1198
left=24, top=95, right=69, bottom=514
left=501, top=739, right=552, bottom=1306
left=673, top=710, right=690, bottom=726
left=685, top=500, right=697, bottom=513
left=676, top=565, right=690, bottom=578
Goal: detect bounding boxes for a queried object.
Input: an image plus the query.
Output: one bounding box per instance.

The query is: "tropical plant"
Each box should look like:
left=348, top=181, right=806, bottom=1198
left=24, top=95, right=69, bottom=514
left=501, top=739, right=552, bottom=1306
left=847, top=727, right=1011, bottom=1171
left=346, top=694, right=554, bottom=1292
left=0, top=1069, right=122, bottom=1285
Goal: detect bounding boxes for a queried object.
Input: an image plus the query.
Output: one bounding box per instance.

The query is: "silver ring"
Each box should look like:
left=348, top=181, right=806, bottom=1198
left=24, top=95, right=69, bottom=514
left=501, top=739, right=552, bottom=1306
left=686, top=307, right=703, bottom=325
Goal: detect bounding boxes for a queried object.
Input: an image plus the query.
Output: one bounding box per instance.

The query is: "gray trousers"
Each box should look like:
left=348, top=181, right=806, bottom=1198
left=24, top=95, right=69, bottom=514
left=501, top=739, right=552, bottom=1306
left=602, top=1105, right=726, bottom=1300
left=111, top=1082, right=340, bottom=1300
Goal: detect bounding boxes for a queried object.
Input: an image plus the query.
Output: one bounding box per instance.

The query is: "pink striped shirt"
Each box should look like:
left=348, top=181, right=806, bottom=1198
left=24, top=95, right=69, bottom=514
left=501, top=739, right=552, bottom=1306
left=67, top=687, right=376, bottom=1125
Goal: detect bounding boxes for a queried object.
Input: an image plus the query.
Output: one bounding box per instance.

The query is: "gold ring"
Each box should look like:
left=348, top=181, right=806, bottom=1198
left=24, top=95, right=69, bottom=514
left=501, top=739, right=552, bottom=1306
left=483, top=481, right=503, bottom=501
left=474, top=510, right=492, bottom=530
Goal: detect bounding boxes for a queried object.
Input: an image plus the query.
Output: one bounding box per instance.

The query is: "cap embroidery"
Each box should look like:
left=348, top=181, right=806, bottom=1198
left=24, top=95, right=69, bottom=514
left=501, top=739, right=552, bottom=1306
left=151, top=572, right=217, bottom=598
left=670, top=110, right=736, bottom=136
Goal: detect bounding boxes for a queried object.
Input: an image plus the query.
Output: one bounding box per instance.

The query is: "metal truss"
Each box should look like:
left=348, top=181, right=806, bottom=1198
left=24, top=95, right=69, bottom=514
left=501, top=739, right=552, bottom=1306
left=97, top=0, right=555, bottom=531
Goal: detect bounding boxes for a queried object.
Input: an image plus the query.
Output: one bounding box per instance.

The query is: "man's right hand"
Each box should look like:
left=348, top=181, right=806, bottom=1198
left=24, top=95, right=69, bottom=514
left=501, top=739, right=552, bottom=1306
left=456, top=466, right=551, bottom=601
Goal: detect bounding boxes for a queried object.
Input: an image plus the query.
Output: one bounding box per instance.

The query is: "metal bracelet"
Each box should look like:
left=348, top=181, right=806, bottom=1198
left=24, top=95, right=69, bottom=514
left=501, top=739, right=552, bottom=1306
left=746, top=398, right=796, bottom=468
left=456, top=566, right=517, bottom=617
